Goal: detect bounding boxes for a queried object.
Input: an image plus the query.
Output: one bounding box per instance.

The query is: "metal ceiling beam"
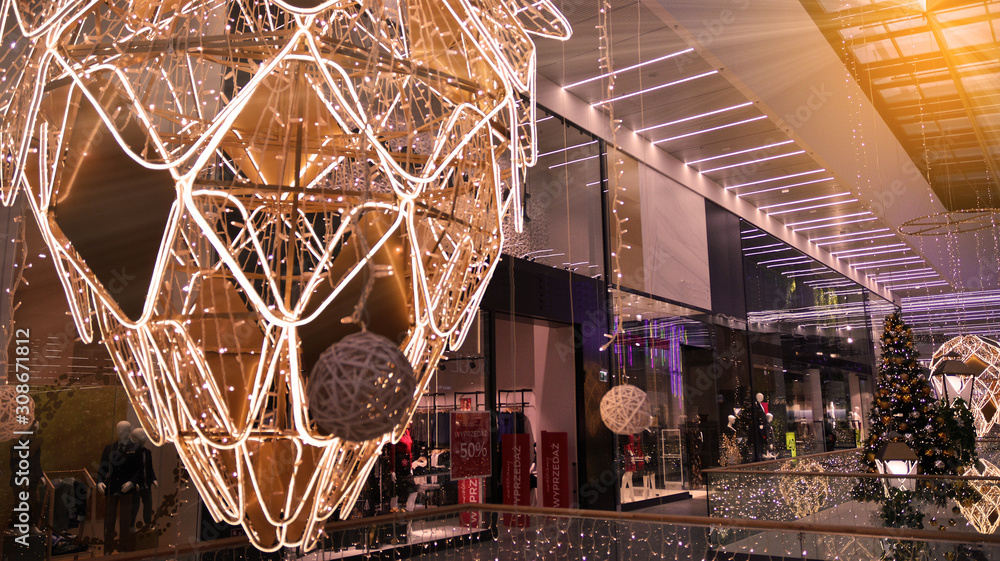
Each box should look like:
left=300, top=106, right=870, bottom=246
left=833, top=11, right=996, bottom=50
left=925, top=9, right=1000, bottom=202
left=797, top=0, right=933, bottom=184
left=863, top=46, right=997, bottom=81
left=820, top=0, right=983, bottom=23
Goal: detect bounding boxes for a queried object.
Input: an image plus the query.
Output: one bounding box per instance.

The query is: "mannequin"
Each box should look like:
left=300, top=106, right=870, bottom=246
left=129, top=428, right=158, bottom=530
left=683, top=414, right=704, bottom=489
left=97, top=421, right=141, bottom=553
left=391, top=428, right=413, bottom=510
left=720, top=413, right=742, bottom=467
left=724, top=415, right=737, bottom=435
left=754, top=393, right=769, bottom=458
left=621, top=435, right=642, bottom=502
left=762, top=413, right=777, bottom=459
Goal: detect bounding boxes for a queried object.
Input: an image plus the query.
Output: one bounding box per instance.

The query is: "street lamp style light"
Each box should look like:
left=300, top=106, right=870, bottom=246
left=875, top=437, right=919, bottom=493
left=930, top=351, right=979, bottom=403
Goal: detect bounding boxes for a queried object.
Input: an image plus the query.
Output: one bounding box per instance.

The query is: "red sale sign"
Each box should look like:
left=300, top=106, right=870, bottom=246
left=458, top=478, right=481, bottom=528
left=450, top=412, right=491, bottom=479
left=541, top=431, right=569, bottom=508
left=502, top=433, right=531, bottom=527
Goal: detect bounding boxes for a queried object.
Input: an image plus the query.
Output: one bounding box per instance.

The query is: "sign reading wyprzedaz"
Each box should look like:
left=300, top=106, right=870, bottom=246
left=541, top=431, right=569, bottom=508
left=450, top=412, right=491, bottom=479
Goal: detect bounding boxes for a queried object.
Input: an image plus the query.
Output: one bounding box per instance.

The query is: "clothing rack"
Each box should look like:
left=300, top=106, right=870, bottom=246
left=498, top=388, right=533, bottom=410
left=412, top=393, right=448, bottom=449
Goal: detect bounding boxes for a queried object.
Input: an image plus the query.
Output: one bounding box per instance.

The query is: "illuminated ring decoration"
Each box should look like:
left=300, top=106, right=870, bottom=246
left=899, top=209, right=1000, bottom=237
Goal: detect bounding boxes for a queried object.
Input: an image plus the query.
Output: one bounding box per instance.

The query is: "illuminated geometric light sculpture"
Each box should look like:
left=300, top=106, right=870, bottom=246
left=931, top=335, right=1000, bottom=437
left=0, top=0, right=569, bottom=551
left=777, top=459, right=829, bottom=519
left=600, top=384, right=652, bottom=435
left=0, top=385, right=34, bottom=442
left=961, top=459, right=1000, bottom=535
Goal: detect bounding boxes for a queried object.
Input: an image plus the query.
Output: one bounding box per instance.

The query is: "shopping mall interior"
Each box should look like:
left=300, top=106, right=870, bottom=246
left=2, top=0, right=1000, bottom=560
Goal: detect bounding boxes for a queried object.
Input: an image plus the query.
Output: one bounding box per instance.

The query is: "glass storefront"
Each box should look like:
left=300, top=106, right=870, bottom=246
left=613, top=291, right=757, bottom=504
left=505, top=108, right=605, bottom=279
left=741, top=222, right=876, bottom=459
left=0, top=104, right=900, bottom=559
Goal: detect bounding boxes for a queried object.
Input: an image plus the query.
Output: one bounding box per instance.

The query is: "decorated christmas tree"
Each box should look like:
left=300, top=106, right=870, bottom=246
left=854, top=310, right=980, bottom=525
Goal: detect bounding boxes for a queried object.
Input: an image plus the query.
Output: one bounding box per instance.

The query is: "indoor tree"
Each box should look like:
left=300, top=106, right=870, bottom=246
left=853, top=309, right=980, bottom=559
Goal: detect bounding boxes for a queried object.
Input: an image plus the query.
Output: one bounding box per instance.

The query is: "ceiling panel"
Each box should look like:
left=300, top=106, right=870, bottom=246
left=536, top=0, right=957, bottom=298
left=801, top=0, right=1000, bottom=210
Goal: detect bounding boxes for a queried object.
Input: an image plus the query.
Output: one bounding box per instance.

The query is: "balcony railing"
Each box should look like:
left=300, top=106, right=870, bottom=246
left=20, top=502, right=997, bottom=561
left=703, top=445, right=1000, bottom=551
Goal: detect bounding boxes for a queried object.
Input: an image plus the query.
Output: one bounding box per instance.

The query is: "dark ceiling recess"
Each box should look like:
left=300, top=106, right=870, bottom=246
left=801, top=0, right=1000, bottom=211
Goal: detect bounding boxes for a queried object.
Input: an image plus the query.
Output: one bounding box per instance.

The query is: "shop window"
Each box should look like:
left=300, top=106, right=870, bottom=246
left=740, top=220, right=877, bottom=460
left=612, top=291, right=726, bottom=503
left=504, top=109, right=604, bottom=279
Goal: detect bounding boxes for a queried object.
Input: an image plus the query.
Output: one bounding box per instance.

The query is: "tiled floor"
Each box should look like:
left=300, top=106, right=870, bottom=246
left=632, top=489, right=709, bottom=517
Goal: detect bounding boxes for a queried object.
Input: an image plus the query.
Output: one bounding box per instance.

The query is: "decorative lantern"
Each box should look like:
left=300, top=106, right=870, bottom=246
left=874, top=437, right=919, bottom=493
left=930, top=335, right=1000, bottom=436
left=930, top=352, right=979, bottom=404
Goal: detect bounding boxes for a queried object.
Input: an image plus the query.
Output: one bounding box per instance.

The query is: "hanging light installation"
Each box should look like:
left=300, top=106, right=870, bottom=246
left=0, top=0, right=570, bottom=550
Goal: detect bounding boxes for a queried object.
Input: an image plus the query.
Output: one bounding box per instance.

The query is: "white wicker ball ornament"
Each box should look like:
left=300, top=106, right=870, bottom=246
left=0, top=385, right=34, bottom=442
left=307, top=331, right=416, bottom=442
left=600, top=384, right=652, bottom=435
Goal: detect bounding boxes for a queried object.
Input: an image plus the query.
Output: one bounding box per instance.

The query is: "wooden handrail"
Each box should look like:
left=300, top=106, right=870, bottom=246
left=701, top=447, right=859, bottom=474
left=705, top=469, right=1000, bottom=481
left=78, top=501, right=1000, bottom=561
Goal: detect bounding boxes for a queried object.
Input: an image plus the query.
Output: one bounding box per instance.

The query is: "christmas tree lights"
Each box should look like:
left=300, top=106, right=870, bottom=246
left=854, top=310, right=980, bottom=559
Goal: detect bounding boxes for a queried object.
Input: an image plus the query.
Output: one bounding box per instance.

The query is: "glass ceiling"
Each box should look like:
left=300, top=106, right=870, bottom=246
left=801, top=0, right=1000, bottom=211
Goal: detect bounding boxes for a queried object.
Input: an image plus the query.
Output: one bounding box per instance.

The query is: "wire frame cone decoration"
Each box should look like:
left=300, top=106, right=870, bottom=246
left=931, top=335, right=1000, bottom=437
left=0, top=0, right=570, bottom=551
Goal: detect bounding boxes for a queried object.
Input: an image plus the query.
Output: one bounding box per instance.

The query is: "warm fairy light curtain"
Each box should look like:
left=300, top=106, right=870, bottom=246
left=593, top=0, right=652, bottom=436
left=0, top=0, right=569, bottom=550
